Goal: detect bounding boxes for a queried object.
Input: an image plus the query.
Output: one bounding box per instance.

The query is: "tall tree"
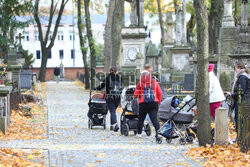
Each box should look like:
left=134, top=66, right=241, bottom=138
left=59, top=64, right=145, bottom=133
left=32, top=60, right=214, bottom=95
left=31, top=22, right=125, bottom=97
left=77, top=0, right=90, bottom=89
left=208, top=0, right=223, bottom=54
left=0, top=0, right=32, bottom=59
left=104, top=0, right=115, bottom=72
left=193, top=0, right=212, bottom=146
left=84, top=0, right=96, bottom=89
left=111, top=0, right=124, bottom=67
left=34, top=0, right=69, bottom=82
left=156, top=0, right=165, bottom=46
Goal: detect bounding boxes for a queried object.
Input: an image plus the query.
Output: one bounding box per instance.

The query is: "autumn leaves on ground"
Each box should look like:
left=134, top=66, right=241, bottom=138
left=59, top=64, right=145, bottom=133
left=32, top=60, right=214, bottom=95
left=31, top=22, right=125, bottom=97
left=0, top=83, right=47, bottom=167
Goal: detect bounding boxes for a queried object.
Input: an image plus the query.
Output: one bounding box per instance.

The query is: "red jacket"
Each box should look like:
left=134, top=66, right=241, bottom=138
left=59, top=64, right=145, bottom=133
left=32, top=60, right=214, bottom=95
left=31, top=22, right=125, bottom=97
left=134, top=75, right=162, bottom=104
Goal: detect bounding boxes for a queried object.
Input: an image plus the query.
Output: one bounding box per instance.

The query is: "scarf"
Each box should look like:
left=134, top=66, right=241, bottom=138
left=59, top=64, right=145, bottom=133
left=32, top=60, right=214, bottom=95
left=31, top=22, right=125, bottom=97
left=231, top=69, right=248, bottom=93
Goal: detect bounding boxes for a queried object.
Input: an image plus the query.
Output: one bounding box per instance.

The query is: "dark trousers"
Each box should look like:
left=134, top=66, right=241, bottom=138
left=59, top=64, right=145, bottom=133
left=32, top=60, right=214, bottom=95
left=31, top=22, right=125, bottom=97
left=137, top=102, right=160, bottom=136
left=106, top=99, right=120, bottom=125
left=234, top=101, right=238, bottom=133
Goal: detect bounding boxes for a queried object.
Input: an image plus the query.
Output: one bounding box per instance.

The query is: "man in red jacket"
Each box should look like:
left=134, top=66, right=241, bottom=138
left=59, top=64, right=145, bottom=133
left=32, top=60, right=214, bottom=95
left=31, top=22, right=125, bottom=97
left=134, top=68, right=162, bottom=141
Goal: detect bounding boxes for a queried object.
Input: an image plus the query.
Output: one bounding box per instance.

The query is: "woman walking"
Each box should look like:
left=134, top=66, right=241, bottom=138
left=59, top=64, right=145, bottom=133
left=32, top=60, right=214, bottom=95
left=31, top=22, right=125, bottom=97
left=93, top=67, right=122, bottom=132
left=134, top=70, right=162, bottom=141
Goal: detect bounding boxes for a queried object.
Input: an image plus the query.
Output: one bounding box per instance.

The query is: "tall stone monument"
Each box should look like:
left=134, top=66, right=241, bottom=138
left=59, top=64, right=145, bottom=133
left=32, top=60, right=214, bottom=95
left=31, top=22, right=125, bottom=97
left=229, top=0, right=250, bottom=65
left=170, top=1, right=193, bottom=87
left=121, top=0, right=147, bottom=72
left=218, top=0, right=238, bottom=90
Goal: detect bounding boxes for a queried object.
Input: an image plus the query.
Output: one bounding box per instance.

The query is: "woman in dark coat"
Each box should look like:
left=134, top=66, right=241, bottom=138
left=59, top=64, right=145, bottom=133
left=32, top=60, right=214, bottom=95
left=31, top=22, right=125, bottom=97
left=230, top=62, right=249, bottom=133
left=93, top=67, right=122, bottom=132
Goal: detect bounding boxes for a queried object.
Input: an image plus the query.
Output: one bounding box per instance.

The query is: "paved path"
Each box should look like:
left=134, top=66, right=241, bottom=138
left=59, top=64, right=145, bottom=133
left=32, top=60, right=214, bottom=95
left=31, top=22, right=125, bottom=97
left=0, top=82, right=201, bottom=167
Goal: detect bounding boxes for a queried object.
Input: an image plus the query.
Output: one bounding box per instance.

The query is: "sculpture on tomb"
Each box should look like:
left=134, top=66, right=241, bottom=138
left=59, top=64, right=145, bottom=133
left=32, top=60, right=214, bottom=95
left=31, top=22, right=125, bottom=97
left=125, top=0, right=144, bottom=26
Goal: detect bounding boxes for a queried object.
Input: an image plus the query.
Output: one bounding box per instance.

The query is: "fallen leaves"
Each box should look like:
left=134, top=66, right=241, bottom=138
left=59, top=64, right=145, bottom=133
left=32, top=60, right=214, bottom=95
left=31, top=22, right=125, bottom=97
left=0, top=149, right=45, bottom=167
left=0, top=102, right=47, bottom=140
left=185, top=144, right=250, bottom=167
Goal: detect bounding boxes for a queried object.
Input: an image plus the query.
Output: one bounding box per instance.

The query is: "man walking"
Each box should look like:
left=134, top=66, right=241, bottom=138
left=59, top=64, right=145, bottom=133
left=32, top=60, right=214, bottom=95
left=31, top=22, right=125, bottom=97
left=54, top=66, right=60, bottom=83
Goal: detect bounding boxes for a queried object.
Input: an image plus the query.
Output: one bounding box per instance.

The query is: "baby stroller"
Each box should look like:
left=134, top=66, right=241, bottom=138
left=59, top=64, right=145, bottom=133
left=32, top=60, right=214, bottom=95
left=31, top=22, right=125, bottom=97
left=88, top=90, right=108, bottom=129
left=157, top=95, right=197, bottom=144
left=120, top=86, right=151, bottom=136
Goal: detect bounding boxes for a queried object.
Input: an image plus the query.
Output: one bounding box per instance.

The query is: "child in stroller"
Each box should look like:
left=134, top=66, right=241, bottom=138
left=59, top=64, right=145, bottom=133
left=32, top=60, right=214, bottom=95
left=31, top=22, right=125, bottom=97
left=120, top=86, right=151, bottom=136
left=88, top=90, right=108, bottom=129
left=157, top=95, right=197, bottom=144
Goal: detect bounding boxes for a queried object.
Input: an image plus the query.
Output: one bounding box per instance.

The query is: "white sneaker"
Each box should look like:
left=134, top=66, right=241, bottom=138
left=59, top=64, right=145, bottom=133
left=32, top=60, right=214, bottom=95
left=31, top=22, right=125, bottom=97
left=136, top=134, right=142, bottom=138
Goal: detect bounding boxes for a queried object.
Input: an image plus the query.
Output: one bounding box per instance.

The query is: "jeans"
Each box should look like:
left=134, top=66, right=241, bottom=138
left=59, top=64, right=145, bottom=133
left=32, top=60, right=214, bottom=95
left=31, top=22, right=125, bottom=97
left=137, top=102, right=160, bottom=136
left=106, top=99, right=120, bottom=125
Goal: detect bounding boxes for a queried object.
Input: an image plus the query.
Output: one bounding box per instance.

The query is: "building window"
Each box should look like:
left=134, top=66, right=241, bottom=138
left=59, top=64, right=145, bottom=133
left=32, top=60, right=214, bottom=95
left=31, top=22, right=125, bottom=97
left=70, top=35, right=72, bottom=40
left=61, top=35, right=64, bottom=41
left=71, top=49, right=75, bottom=59
left=59, top=50, right=64, bottom=59
left=48, top=51, right=52, bottom=59
left=49, top=35, right=52, bottom=40
left=26, top=36, right=29, bottom=41
left=58, top=35, right=60, bottom=40
left=36, top=50, right=40, bottom=59
left=35, top=35, right=38, bottom=41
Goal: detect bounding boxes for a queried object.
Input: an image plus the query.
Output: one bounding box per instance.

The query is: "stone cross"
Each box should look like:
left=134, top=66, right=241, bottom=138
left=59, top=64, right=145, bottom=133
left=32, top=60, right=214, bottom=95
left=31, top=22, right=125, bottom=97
left=222, top=0, right=234, bottom=27
left=16, top=33, right=24, bottom=47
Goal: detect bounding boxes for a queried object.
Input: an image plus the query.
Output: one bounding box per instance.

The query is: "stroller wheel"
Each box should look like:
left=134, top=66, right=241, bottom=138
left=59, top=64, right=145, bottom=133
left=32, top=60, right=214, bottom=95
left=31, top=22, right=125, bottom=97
left=103, top=117, right=106, bottom=130
left=123, top=124, right=129, bottom=136
left=186, top=136, right=194, bottom=144
left=134, top=130, right=137, bottom=135
left=179, top=137, right=186, bottom=145
left=156, top=137, right=162, bottom=144
left=166, top=138, right=172, bottom=144
left=144, top=124, right=151, bottom=136
left=88, top=119, right=93, bottom=129
left=88, top=119, right=90, bottom=129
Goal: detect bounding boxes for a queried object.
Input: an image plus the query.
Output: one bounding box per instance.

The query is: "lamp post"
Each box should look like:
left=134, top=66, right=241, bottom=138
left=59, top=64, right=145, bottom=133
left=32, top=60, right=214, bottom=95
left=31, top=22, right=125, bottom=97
left=72, top=0, right=75, bottom=67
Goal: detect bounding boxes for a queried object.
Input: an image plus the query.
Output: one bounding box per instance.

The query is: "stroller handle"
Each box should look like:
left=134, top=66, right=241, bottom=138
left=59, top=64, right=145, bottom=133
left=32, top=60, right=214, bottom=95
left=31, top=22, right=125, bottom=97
left=89, top=89, right=105, bottom=99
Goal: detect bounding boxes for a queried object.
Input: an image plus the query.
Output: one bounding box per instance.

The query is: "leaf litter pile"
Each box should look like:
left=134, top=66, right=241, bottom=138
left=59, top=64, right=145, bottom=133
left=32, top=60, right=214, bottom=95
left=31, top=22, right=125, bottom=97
left=186, top=120, right=249, bottom=166
left=0, top=148, right=46, bottom=167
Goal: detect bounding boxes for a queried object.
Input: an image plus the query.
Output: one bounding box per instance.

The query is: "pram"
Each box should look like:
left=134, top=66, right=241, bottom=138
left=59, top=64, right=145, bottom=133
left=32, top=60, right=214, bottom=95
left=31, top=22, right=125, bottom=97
left=157, top=95, right=197, bottom=144
left=120, top=86, right=151, bottom=136
left=88, top=90, right=108, bottom=129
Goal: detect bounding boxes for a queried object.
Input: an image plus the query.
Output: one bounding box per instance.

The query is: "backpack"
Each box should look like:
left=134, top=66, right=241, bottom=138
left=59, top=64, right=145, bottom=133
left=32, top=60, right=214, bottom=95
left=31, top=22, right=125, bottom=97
left=143, top=86, right=155, bottom=103
left=110, top=78, right=122, bottom=95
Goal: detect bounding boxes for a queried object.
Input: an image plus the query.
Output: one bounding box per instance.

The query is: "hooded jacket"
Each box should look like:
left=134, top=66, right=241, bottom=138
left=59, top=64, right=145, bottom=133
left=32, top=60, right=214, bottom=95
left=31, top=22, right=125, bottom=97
left=232, top=70, right=250, bottom=99
left=134, top=75, right=162, bottom=104
left=95, top=73, right=122, bottom=100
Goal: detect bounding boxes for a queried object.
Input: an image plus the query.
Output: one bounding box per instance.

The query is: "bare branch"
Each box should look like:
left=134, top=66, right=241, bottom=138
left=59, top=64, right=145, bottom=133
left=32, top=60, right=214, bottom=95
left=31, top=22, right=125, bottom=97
left=34, top=0, right=44, bottom=46
left=44, top=0, right=54, bottom=44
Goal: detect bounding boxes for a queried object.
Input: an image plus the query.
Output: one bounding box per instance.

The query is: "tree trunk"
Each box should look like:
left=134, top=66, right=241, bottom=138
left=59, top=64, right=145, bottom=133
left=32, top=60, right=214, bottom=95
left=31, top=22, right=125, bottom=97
left=84, top=0, right=96, bottom=89
left=193, top=0, right=212, bottom=146
left=104, top=0, right=115, bottom=72
left=111, top=0, right=124, bottom=67
left=208, top=0, right=223, bottom=54
left=34, top=0, right=69, bottom=82
left=156, top=0, right=165, bottom=46
left=77, top=0, right=90, bottom=89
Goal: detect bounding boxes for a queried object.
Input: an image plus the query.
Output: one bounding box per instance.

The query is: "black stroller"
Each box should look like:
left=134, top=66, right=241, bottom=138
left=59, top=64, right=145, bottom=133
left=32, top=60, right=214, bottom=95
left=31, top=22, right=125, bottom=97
left=88, top=90, right=108, bottom=129
left=120, top=86, right=151, bottom=136
left=157, top=96, right=197, bottom=144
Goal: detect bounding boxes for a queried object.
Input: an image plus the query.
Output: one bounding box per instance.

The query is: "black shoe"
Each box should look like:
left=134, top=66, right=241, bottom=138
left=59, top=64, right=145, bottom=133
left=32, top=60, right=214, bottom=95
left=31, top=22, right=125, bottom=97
left=114, top=124, right=119, bottom=132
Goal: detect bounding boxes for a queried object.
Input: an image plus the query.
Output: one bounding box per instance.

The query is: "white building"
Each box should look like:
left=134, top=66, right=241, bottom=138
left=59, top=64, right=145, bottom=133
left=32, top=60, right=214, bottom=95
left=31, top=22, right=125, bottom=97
left=16, top=15, right=106, bottom=68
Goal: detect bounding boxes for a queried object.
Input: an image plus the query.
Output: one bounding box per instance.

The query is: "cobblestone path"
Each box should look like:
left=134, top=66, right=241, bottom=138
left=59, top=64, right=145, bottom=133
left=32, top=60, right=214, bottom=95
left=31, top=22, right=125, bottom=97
left=0, top=82, right=201, bottom=167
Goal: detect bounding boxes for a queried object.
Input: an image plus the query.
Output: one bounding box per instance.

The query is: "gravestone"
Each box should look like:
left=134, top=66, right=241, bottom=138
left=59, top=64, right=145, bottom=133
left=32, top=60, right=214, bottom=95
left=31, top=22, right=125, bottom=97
left=20, top=70, right=32, bottom=89
left=60, top=63, right=65, bottom=79
left=184, top=74, right=194, bottom=91
left=0, top=86, right=12, bottom=134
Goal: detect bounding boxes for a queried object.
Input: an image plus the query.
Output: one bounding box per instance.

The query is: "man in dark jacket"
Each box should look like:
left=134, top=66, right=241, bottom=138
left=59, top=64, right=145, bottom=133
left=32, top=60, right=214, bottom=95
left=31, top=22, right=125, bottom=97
left=54, top=66, right=60, bottom=83
left=91, top=66, right=122, bottom=132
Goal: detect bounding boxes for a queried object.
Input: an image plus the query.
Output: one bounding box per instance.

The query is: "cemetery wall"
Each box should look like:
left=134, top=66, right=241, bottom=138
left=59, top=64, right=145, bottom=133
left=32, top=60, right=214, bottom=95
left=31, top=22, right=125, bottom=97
left=32, top=67, right=104, bottom=81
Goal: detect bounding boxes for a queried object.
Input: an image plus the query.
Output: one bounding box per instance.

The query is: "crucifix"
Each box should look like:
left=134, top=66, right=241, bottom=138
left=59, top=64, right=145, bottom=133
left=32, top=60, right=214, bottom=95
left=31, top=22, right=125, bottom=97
left=16, top=33, right=25, bottom=50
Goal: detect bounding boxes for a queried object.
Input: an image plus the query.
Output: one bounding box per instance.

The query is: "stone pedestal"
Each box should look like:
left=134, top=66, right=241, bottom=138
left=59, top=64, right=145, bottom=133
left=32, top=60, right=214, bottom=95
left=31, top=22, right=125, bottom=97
left=170, top=46, right=193, bottom=84
left=215, top=107, right=229, bottom=145
left=0, top=86, right=12, bottom=134
left=121, top=26, right=147, bottom=72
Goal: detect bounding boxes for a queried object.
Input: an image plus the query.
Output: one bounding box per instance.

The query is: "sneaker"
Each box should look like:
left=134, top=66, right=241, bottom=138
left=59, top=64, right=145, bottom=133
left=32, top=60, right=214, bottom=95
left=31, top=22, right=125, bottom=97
left=136, top=134, right=142, bottom=138
left=113, top=123, right=119, bottom=132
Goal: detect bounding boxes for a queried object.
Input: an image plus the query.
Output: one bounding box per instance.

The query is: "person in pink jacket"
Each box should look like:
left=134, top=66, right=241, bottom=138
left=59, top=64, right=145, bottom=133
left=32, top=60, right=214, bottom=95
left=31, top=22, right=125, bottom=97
left=134, top=70, right=162, bottom=140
